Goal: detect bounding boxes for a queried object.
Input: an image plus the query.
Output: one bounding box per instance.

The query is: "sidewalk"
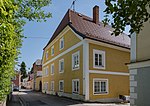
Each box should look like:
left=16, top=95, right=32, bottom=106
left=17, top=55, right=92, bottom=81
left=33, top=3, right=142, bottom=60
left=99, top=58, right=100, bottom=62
left=7, top=92, right=21, bottom=106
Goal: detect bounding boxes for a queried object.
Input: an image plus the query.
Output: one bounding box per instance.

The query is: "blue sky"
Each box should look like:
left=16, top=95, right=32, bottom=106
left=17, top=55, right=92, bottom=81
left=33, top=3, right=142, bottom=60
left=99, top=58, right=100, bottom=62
left=19, top=0, right=128, bottom=71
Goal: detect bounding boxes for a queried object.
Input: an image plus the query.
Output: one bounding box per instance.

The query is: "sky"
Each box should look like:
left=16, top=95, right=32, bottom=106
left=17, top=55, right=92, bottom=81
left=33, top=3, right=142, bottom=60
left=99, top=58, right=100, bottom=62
left=18, top=0, right=128, bottom=71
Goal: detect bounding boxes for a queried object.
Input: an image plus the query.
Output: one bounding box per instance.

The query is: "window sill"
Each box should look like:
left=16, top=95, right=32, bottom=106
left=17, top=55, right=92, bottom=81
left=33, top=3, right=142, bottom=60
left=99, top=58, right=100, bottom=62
left=72, top=92, right=79, bottom=95
left=59, top=47, right=64, bottom=51
left=59, top=71, right=64, bottom=73
left=93, top=66, right=105, bottom=70
left=72, top=67, right=79, bottom=71
left=93, top=92, right=108, bottom=95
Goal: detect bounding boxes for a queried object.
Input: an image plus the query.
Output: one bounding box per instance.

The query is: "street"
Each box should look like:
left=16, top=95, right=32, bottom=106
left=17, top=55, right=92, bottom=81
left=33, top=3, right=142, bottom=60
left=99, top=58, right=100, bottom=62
left=7, top=89, right=130, bottom=106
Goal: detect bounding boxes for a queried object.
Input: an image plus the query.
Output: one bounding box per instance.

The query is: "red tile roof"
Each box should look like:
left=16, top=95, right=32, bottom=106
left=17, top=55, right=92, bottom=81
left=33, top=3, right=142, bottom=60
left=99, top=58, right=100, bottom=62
left=44, top=9, right=130, bottom=49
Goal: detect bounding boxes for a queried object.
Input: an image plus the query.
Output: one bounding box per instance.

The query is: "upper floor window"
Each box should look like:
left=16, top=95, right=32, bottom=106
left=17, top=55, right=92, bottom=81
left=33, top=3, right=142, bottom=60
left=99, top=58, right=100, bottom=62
left=51, top=46, right=54, bottom=56
left=72, top=79, right=79, bottom=94
left=72, top=51, right=80, bottom=70
left=93, top=49, right=105, bottom=69
left=45, top=67, right=48, bottom=76
left=46, top=51, right=49, bottom=60
left=59, top=37, right=64, bottom=50
left=59, top=59, right=64, bottom=73
left=59, top=80, right=64, bottom=92
left=51, top=63, right=54, bottom=75
left=93, top=78, right=108, bottom=95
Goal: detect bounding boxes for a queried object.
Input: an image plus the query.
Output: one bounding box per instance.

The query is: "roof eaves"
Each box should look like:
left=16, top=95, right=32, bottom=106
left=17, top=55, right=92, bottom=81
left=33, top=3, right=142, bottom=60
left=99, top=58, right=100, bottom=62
left=68, top=23, right=86, bottom=38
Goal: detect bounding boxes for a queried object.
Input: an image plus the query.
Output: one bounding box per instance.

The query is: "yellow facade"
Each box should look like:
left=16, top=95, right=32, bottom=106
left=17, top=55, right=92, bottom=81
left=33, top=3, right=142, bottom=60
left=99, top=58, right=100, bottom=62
left=35, top=77, right=42, bottom=91
left=42, top=26, right=83, bottom=96
left=88, top=43, right=130, bottom=100
left=42, top=26, right=130, bottom=102
left=89, top=74, right=129, bottom=100
left=89, top=43, right=130, bottom=73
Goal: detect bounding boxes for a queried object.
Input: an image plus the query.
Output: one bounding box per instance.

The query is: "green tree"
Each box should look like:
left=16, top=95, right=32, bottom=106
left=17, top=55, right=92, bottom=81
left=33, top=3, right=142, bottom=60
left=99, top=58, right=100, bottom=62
left=30, top=67, right=34, bottom=74
left=0, top=0, right=51, bottom=101
left=20, top=62, right=27, bottom=81
left=103, top=0, right=150, bottom=36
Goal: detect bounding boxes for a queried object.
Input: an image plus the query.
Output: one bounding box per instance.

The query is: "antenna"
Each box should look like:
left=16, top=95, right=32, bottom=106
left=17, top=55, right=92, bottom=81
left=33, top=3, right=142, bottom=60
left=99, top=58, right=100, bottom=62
left=70, top=0, right=77, bottom=11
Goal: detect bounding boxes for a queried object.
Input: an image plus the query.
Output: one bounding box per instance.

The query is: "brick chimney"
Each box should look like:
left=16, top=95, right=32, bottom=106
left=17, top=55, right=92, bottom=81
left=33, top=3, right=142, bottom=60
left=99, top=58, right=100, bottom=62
left=93, top=5, right=99, bottom=24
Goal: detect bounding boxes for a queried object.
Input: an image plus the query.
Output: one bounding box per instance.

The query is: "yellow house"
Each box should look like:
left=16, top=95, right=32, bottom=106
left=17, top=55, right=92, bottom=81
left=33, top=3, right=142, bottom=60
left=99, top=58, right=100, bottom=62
left=42, top=6, right=130, bottom=102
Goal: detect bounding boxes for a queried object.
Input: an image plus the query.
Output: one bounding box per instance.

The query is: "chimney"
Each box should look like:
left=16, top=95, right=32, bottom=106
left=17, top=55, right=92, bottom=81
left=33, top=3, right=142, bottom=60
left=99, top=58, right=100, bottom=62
left=93, top=5, right=99, bottom=24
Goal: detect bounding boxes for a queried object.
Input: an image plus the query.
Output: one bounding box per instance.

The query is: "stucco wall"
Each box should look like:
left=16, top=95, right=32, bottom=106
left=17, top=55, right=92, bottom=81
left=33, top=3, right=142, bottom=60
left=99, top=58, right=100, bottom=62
left=136, top=66, right=150, bottom=106
left=42, top=27, right=83, bottom=95
left=89, top=43, right=130, bottom=73
left=137, top=8, right=150, bottom=61
left=89, top=73, right=129, bottom=100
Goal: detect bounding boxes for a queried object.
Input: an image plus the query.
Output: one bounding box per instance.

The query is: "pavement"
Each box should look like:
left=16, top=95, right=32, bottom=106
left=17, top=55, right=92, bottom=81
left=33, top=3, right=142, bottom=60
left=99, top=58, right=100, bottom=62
left=7, top=89, right=130, bottom=106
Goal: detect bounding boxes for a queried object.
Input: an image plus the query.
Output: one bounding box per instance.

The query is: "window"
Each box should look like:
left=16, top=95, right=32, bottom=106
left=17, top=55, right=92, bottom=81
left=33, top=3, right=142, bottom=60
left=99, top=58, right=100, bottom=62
left=93, top=79, right=108, bottom=95
left=59, top=59, right=64, bottom=73
left=59, top=80, right=64, bottom=92
left=45, top=67, right=48, bottom=76
left=46, top=51, right=49, bottom=59
left=72, top=51, right=80, bottom=70
left=93, top=49, right=105, bottom=69
left=51, top=63, right=54, bottom=75
left=72, top=79, right=79, bottom=94
left=44, top=82, right=48, bottom=91
left=51, top=46, right=54, bottom=56
left=59, top=37, right=64, bottom=50
left=51, top=81, right=54, bottom=91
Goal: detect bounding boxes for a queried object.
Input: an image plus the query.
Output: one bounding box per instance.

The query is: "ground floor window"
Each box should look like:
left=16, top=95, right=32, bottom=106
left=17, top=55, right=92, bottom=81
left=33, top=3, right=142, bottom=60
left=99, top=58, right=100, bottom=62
left=93, top=78, right=108, bottom=94
left=72, top=79, right=79, bottom=94
left=44, top=82, right=48, bottom=91
left=50, top=81, right=54, bottom=91
left=59, top=80, right=64, bottom=92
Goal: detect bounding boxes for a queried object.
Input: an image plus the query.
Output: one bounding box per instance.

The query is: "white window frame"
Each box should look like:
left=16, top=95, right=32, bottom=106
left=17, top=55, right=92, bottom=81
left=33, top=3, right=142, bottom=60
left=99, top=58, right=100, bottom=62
left=72, top=51, right=80, bottom=70
left=93, top=78, right=108, bottom=95
left=59, top=80, right=64, bottom=92
left=51, top=63, right=54, bottom=75
left=59, top=59, right=64, bottom=73
left=50, top=81, right=54, bottom=91
left=51, top=45, right=54, bottom=56
left=46, top=51, right=49, bottom=60
left=59, top=37, right=64, bottom=50
left=45, top=66, right=49, bottom=76
left=44, top=82, right=48, bottom=91
left=72, top=79, right=80, bottom=94
left=93, top=49, right=106, bottom=69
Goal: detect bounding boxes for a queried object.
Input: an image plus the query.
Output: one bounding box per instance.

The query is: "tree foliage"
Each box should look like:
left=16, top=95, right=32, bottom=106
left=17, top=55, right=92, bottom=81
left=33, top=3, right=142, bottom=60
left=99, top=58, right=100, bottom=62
left=0, top=0, right=51, bottom=101
left=103, top=0, right=150, bottom=36
left=20, top=62, right=27, bottom=81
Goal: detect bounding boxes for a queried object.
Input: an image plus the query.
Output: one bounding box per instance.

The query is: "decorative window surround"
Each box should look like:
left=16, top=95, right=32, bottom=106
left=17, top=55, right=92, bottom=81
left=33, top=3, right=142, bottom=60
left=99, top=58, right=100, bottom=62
left=59, top=80, right=64, bottom=92
left=51, top=45, right=54, bottom=56
left=72, top=79, right=80, bottom=94
left=72, top=51, right=80, bottom=70
left=93, top=49, right=106, bottom=69
left=59, top=37, right=64, bottom=50
left=51, top=63, right=54, bottom=75
left=93, top=78, right=108, bottom=95
left=59, top=59, right=64, bottom=73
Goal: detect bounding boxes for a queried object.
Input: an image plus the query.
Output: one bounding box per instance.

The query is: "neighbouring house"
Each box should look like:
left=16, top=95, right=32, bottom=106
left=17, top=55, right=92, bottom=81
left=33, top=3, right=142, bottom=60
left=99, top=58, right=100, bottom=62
left=127, top=8, right=150, bottom=106
left=22, top=74, right=34, bottom=89
left=32, top=59, right=42, bottom=91
left=12, top=71, right=22, bottom=91
left=42, top=6, right=130, bottom=102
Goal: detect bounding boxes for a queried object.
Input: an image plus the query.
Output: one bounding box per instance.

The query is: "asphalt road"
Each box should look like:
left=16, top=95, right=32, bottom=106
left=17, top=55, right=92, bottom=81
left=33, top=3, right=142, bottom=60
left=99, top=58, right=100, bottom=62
left=7, top=89, right=130, bottom=106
